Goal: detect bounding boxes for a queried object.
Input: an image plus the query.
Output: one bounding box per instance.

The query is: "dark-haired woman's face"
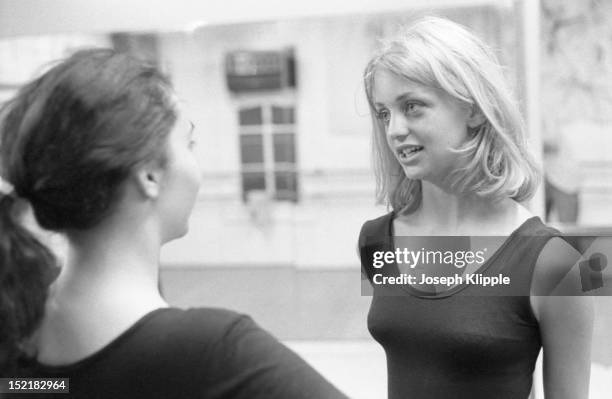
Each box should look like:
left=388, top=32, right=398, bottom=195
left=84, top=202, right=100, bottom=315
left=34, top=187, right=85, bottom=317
left=157, top=114, right=201, bottom=243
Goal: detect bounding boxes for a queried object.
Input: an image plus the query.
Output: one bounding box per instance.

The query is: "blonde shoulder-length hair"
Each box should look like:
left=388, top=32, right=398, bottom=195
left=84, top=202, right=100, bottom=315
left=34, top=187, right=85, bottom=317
left=363, top=16, right=540, bottom=213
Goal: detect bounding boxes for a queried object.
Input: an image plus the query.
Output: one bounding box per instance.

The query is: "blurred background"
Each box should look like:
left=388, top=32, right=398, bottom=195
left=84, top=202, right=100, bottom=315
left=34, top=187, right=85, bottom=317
left=1, top=0, right=611, bottom=398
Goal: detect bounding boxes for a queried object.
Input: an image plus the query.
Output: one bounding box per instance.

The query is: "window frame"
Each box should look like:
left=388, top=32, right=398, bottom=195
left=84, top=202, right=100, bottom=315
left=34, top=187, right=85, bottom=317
left=237, top=96, right=298, bottom=203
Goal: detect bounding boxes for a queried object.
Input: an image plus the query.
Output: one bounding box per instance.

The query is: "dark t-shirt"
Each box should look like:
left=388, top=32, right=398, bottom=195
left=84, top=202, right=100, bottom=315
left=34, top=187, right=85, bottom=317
left=359, top=213, right=560, bottom=399
left=8, top=308, right=348, bottom=399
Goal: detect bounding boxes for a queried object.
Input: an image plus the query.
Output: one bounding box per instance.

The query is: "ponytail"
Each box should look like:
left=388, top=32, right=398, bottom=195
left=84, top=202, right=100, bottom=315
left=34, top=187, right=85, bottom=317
left=0, top=191, right=57, bottom=375
left=0, top=49, right=176, bottom=374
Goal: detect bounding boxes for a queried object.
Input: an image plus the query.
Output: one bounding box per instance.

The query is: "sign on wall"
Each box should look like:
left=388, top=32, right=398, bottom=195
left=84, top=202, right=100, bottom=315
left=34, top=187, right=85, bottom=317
left=225, top=49, right=296, bottom=92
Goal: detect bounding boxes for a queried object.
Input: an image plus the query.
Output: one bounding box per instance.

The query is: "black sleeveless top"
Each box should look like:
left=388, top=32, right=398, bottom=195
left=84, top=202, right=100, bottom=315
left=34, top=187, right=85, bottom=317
left=359, top=213, right=559, bottom=399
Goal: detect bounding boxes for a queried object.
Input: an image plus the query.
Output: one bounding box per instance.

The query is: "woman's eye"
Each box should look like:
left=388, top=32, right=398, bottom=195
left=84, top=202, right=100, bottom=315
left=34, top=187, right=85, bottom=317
left=403, top=102, right=421, bottom=114
left=376, top=109, right=390, bottom=123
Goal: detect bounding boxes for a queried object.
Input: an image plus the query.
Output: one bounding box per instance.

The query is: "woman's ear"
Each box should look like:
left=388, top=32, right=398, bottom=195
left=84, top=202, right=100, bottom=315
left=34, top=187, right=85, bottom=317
left=133, top=162, right=164, bottom=200
left=467, top=105, right=486, bottom=128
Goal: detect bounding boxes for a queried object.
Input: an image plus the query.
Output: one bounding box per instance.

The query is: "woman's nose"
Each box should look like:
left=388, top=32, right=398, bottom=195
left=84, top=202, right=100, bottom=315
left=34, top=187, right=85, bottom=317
left=386, top=112, right=410, bottom=141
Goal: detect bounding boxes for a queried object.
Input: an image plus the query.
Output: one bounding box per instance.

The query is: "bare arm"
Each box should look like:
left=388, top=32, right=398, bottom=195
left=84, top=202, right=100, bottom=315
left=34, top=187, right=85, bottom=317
left=531, top=237, right=594, bottom=399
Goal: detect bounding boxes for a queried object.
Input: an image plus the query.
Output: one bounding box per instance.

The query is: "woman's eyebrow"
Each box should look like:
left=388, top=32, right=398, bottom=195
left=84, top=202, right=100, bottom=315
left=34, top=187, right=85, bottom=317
left=395, top=92, right=422, bottom=102
left=374, top=91, right=419, bottom=107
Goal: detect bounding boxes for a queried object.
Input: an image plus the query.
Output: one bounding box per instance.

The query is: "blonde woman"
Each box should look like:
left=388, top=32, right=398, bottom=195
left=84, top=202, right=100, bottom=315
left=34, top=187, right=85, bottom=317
left=358, top=17, right=592, bottom=399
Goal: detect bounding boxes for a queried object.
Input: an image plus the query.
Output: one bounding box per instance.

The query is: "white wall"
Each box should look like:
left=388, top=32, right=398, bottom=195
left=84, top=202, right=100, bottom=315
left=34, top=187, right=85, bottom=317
left=159, top=17, right=384, bottom=268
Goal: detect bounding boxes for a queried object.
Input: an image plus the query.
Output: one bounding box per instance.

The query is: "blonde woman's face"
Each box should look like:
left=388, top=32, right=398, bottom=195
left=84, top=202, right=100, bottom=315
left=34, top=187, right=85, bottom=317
left=372, top=68, right=473, bottom=187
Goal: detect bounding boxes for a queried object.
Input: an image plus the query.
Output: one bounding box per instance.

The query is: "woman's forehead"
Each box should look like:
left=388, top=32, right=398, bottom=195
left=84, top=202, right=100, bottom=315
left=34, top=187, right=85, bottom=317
left=372, top=69, right=432, bottom=102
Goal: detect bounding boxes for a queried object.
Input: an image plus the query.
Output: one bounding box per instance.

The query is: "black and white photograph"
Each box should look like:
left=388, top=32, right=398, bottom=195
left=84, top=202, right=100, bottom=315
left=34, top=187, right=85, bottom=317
left=0, top=0, right=610, bottom=398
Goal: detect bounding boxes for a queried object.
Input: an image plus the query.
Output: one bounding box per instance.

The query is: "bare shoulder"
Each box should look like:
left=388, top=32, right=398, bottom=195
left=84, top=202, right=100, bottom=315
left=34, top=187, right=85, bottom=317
left=530, top=236, right=593, bottom=323
left=532, top=237, right=582, bottom=295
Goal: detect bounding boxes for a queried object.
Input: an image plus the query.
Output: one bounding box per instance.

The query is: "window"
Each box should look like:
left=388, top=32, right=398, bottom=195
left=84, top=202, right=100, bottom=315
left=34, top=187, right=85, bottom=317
left=238, top=104, right=298, bottom=202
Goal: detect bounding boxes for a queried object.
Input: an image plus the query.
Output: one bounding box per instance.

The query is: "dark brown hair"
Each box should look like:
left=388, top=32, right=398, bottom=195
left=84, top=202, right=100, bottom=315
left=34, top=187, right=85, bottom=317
left=0, top=49, right=177, bottom=373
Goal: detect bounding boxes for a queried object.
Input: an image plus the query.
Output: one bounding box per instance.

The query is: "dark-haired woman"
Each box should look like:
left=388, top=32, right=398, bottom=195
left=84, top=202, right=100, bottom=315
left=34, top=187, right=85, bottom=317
left=0, top=49, right=347, bottom=399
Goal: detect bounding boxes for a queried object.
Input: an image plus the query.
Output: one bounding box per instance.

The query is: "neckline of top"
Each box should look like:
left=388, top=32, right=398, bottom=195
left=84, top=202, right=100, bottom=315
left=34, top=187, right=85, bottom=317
left=385, top=212, right=542, bottom=299
left=30, top=307, right=174, bottom=372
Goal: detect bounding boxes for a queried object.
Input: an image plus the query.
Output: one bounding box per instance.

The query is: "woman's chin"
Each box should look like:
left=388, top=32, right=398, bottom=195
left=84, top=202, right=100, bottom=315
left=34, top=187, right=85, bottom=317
left=176, top=224, right=190, bottom=239
left=401, top=167, right=427, bottom=181
left=162, top=224, right=190, bottom=244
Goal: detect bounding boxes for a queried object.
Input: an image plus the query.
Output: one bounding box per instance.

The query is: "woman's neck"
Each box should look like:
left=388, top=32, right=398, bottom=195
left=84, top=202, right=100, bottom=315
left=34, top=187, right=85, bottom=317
left=401, top=181, right=529, bottom=235
left=53, top=215, right=166, bottom=310
left=34, top=215, right=167, bottom=365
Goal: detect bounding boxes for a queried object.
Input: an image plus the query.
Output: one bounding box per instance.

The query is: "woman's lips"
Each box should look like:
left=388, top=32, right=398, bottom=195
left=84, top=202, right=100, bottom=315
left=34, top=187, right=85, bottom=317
left=397, top=145, right=424, bottom=161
